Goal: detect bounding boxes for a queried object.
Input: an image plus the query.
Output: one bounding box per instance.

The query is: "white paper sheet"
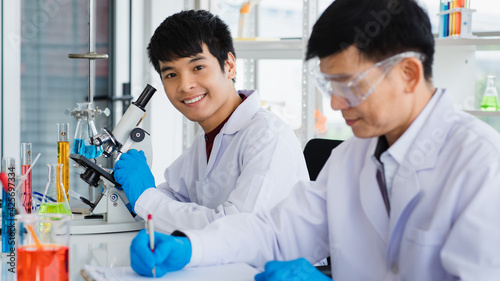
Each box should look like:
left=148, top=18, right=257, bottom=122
left=81, top=263, right=260, bottom=281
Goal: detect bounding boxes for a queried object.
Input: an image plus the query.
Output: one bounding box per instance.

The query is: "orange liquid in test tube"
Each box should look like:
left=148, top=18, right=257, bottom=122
left=17, top=245, right=69, bottom=281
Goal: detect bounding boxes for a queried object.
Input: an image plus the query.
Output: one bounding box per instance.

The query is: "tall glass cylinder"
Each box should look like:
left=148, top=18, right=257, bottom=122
left=20, top=143, right=32, bottom=214
left=38, top=163, right=72, bottom=217
left=57, top=123, right=70, bottom=202
left=2, top=157, right=16, bottom=253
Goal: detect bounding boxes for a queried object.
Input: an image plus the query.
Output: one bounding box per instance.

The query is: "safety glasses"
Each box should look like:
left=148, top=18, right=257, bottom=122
left=311, top=51, right=426, bottom=107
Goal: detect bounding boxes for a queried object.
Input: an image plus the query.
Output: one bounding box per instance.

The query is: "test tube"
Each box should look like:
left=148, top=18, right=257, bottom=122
left=2, top=157, right=16, bottom=253
left=57, top=123, right=70, bottom=202
left=20, top=143, right=33, bottom=214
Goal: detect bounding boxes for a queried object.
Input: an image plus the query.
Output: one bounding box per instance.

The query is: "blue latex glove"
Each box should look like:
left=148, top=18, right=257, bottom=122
left=130, top=229, right=192, bottom=278
left=114, top=149, right=155, bottom=210
left=255, top=258, right=332, bottom=281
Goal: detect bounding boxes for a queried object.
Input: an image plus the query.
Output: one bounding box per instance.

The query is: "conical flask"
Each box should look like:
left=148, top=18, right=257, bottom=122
left=72, top=102, right=103, bottom=159
left=480, top=75, right=499, bottom=111
left=38, top=163, right=72, bottom=217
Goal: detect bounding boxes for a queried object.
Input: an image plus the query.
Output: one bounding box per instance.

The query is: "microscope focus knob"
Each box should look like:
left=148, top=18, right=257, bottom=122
left=130, top=128, right=146, bottom=142
left=80, top=168, right=101, bottom=187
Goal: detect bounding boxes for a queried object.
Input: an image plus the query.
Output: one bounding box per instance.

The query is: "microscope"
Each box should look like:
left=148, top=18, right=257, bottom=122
left=69, top=84, right=157, bottom=234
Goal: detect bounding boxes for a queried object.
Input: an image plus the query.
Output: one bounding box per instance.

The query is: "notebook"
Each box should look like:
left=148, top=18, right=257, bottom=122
left=81, top=263, right=260, bottom=281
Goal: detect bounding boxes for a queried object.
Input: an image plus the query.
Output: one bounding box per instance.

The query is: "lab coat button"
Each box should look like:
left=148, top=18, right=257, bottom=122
left=390, top=262, right=399, bottom=274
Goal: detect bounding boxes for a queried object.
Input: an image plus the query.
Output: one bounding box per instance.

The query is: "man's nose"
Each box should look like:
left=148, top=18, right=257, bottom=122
left=330, top=95, right=350, bottom=110
left=179, top=74, right=196, bottom=92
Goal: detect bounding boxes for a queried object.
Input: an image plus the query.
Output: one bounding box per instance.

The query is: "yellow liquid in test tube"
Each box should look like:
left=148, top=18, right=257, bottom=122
left=57, top=123, right=70, bottom=202
left=57, top=141, right=69, bottom=202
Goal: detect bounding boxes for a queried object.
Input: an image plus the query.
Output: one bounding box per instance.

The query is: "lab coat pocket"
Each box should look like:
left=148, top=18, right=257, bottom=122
left=402, top=226, right=449, bottom=279
left=405, top=226, right=448, bottom=246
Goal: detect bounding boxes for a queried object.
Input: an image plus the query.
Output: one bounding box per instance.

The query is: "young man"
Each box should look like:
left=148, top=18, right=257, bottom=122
left=113, top=10, right=309, bottom=233
left=129, top=0, right=500, bottom=280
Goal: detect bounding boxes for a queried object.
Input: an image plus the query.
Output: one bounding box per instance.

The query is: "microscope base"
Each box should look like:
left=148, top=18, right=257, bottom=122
left=70, top=217, right=144, bottom=235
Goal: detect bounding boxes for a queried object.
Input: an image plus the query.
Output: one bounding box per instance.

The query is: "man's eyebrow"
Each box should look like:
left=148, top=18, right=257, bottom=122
left=188, top=55, right=206, bottom=64
left=159, top=55, right=206, bottom=73
left=160, top=66, right=172, bottom=73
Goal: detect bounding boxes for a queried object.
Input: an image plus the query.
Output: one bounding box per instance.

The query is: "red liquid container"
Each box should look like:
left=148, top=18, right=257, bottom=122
left=17, top=245, right=69, bottom=281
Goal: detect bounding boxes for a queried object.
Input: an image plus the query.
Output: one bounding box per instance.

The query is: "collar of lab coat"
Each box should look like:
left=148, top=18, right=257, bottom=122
left=203, top=89, right=259, bottom=170
left=360, top=88, right=457, bottom=244
left=220, top=89, right=260, bottom=135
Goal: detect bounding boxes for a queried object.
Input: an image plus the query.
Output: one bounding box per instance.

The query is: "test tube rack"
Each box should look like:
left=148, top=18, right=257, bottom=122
left=438, top=0, right=476, bottom=39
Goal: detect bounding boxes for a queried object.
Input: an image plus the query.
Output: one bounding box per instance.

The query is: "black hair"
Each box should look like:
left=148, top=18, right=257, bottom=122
left=147, top=10, right=235, bottom=75
left=306, top=0, right=434, bottom=81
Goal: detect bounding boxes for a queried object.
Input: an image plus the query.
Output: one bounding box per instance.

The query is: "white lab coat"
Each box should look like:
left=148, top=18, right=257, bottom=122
left=184, top=90, right=500, bottom=280
left=135, top=90, right=309, bottom=234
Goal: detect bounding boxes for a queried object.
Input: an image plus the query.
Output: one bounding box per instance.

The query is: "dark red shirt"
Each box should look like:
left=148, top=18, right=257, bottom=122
left=205, top=94, right=247, bottom=162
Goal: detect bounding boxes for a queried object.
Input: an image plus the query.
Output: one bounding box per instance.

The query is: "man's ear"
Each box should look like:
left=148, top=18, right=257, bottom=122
left=400, top=57, right=422, bottom=93
left=225, top=52, right=236, bottom=79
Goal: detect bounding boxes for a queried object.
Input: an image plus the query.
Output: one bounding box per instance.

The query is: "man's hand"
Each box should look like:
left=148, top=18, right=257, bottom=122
left=114, top=149, right=155, bottom=209
left=130, top=229, right=192, bottom=277
left=255, top=258, right=332, bottom=281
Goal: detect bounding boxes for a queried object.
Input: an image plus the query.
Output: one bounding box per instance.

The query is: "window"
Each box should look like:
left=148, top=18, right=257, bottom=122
left=20, top=0, right=111, bottom=200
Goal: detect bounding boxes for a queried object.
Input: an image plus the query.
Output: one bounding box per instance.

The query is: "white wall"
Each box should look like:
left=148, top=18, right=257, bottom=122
left=131, top=0, right=185, bottom=186
left=433, top=45, right=476, bottom=109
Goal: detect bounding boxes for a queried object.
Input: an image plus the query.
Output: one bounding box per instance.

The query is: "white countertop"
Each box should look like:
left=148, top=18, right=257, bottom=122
left=2, top=228, right=139, bottom=281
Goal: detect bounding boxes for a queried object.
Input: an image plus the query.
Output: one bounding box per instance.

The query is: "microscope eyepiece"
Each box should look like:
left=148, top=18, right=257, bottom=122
left=132, top=84, right=157, bottom=110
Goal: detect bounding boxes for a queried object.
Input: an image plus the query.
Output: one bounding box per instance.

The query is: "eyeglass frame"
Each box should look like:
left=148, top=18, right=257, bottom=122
left=311, top=51, right=427, bottom=107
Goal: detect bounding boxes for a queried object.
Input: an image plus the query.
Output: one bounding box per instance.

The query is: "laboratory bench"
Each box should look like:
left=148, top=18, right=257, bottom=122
left=0, top=224, right=260, bottom=280
left=1, top=229, right=138, bottom=281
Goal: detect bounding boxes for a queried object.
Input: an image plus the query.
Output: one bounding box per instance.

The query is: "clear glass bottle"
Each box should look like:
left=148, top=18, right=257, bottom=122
left=480, top=75, right=499, bottom=111
left=38, top=163, right=72, bottom=217
left=20, top=143, right=33, bottom=214
left=71, top=102, right=103, bottom=159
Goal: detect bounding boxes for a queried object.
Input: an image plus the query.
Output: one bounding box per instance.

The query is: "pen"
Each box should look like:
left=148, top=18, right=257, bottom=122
left=147, top=214, right=156, bottom=278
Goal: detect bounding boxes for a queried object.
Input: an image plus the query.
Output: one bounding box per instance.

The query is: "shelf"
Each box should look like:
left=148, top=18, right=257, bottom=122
left=233, top=38, right=303, bottom=60
left=436, top=37, right=500, bottom=48
left=464, top=110, right=500, bottom=117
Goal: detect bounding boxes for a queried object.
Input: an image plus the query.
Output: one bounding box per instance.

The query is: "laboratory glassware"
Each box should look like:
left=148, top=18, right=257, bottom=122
left=2, top=157, right=15, bottom=253
left=480, top=75, right=499, bottom=111
left=72, top=102, right=103, bottom=159
left=20, top=143, right=33, bottom=214
left=16, top=213, right=70, bottom=281
left=38, top=163, right=72, bottom=217
left=57, top=123, right=70, bottom=201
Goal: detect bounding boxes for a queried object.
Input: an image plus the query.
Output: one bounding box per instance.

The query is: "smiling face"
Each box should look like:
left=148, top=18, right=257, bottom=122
left=320, top=46, right=430, bottom=145
left=159, top=43, right=241, bottom=132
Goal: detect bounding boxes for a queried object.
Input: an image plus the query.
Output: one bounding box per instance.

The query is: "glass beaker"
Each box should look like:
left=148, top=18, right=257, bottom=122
left=38, top=163, right=72, bottom=217
left=480, top=75, right=499, bottom=111
left=71, top=102, right=103, bottom=159
left=16, top=213, right=70, bottom=281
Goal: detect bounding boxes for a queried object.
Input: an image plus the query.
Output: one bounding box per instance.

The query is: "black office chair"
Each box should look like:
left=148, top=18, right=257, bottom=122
left=303, top=138, right=343, bottom=279
left=303, top=138, right=343, bottom=181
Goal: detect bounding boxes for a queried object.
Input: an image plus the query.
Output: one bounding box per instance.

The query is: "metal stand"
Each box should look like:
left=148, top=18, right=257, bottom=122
left=67, top=0, right=109, bottom=203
